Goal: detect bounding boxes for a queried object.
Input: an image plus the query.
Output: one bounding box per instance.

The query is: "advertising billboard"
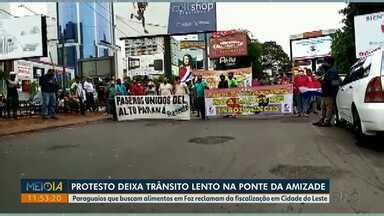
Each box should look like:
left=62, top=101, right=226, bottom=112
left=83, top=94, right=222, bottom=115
left=209, top=30, right=248, bottom=58
left=115, top=2, right=216, bottom=38
left=0, top=15, right=47, bottom=60
left=354, top=11, right=384, bottom=58
left=124, top=37, right=165, bottom=77
left=291, top=35, right=332, bottom=60
left=168, top=2, right=216, bottom=34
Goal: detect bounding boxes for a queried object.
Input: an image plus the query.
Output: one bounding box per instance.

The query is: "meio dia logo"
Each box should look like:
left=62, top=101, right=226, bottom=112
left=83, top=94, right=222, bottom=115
left=25, top=180, right=63, bottom=193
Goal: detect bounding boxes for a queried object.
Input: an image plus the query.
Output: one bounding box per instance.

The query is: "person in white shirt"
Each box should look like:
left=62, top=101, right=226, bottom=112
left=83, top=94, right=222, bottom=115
left=71, top=77, right=86, bottom=115
left=83, top=77, right=96, bottom=111
left=159, top=78, right=173, bottom=96
left=173, top=76, right=189, bottom=95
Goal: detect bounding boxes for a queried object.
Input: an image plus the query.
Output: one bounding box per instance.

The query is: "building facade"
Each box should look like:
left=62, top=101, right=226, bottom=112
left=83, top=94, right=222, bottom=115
left=58, top=2, right=114, bottom=73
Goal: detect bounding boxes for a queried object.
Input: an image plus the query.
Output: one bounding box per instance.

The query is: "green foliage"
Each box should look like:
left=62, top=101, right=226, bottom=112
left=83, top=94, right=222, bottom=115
left=64, top=79, right=75, bottom=89
left=247, top=40, right=290, bottom=79
left=331, top=3, right=384, bottom=74
left=261, top=41, right=290, bottom=75
left=331, top=29, right=356, bottom=74
left=29, top=81, right=38, bottom=97
left=247, top=41, right=263, bottom=79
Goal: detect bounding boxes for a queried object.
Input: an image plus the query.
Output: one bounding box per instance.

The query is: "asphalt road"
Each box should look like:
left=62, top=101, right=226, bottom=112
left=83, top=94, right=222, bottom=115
left=0, top=115, right=384, bottom=213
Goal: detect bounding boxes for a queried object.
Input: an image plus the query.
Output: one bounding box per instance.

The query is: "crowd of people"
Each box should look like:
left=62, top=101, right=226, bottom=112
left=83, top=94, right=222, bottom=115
left=293, top=58, right=341, bottom=127
left=1, top=57, right=340, bottom=125
left=293, top=68, right=322, bottom=118
left=103, top=74, right=206, bottom=120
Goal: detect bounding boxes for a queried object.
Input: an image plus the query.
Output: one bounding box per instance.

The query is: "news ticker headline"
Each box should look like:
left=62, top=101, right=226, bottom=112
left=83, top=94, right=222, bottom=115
left=20, top=179, right=330, bottom=204
left=22, top=179, right=329, bottom=193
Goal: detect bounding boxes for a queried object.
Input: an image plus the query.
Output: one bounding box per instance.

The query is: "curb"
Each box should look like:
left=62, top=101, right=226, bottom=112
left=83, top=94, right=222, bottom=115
left=0, top=116, right=109, bottom=137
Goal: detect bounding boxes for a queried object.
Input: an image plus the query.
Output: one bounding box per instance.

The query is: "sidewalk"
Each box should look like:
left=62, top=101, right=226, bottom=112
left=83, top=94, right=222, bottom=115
left=0, top=112, right=109, bottom=137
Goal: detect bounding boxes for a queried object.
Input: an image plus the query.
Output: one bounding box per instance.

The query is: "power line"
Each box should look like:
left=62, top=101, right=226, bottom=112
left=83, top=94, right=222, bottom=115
left=0, top=8, right=17, bottom=17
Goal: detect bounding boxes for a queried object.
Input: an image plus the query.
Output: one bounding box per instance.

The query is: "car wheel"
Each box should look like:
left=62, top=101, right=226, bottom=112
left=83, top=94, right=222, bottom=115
left=352, top=107, right=366, bottom=143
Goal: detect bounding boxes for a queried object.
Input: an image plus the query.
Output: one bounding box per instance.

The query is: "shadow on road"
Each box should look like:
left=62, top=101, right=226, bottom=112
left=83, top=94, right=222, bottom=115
left=356, top=136, right=384, bottom=153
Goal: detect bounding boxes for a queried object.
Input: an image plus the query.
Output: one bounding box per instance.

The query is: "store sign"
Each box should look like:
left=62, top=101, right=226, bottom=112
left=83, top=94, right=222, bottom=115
left=354, top=11, right=384, bottom=58
left=291, top=36, right=332, bottom=60
left=115, top=95, right=191, bottom=121
left=168, top=2, right=216, bottom=34
left=204, top=85, right=293, bottom=117
left=0, top=15, right=47, bottom=60
left=219, top=57, right=237, bottom=66
left=193, top=67, right=252, bottom=89
left=209, top=31, right=248, bottom=58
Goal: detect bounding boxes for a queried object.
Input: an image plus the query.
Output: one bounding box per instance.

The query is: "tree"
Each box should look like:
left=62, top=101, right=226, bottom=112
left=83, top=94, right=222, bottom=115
left=261, top=41, right=290, bottom=75
left=331, top=3, right=384, bottom=74
left=247, top=40, right=263, bottom=79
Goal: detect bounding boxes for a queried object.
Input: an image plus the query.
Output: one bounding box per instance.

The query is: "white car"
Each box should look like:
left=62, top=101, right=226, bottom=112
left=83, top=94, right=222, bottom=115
left=336, top=48, right=384, bottom=138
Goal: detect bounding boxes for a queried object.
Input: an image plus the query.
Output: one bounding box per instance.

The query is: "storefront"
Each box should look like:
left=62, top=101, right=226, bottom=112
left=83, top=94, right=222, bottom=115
left=12, top=60, right=74, bottom=100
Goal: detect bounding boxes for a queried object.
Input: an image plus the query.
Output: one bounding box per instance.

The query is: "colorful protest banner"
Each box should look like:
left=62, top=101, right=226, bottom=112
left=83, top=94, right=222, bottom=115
left=192, top=67, right=252, bottom=89
left=115, top=95, right=190, bottom=121
left=204, top=85, right=293, bottom=117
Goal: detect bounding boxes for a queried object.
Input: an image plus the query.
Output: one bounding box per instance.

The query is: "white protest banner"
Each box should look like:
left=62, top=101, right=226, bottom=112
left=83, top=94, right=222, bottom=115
left=115, top=95, right=190, bottom=121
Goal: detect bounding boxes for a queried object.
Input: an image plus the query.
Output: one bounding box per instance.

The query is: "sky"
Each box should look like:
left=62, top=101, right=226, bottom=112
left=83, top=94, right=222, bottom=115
left=217, top=2, right=346, bottom=55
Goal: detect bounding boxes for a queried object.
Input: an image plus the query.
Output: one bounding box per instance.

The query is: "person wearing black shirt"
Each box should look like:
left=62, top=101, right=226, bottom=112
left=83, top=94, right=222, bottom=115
left=40, top=69, right=59, bottom=119
left=6, top=71, right=19, bottom=119
left=313, top=58, right=340, bottom=127
left=218, top=74, right=228, bottom=89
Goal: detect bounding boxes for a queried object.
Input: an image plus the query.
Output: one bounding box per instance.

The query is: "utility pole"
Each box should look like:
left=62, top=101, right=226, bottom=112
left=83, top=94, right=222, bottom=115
left=56, top=3, right=65, bottom=89
left=111, top=0, right=117, bottom=79
left=204, top=32, right=209, bottom=70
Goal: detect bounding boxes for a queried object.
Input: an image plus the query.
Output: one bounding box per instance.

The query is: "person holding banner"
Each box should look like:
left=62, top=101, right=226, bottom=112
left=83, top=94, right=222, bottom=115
left=174, top=77, right=189, bottom=95
left=159, top=78, right=173, bottom=96
left=302, top=69, right=321, bottom=114
left=116, top=79, right=127, bottom=96
left=145, top=80, right=157, bottom=95
left=218, top=74, right=228, bottom=89
left=107, top=80, right=118, bottom=120
left=293, top=69, right=309, bottom=117
left=228, top=72, right=238, bottom=88
left=194, top=75, right=209, bottom=120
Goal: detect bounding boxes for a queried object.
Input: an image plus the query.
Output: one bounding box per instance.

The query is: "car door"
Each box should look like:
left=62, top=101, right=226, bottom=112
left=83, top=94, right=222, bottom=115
left=345, top=73, right=359, bottom=123
left=337, top=73, right=352, bottom=121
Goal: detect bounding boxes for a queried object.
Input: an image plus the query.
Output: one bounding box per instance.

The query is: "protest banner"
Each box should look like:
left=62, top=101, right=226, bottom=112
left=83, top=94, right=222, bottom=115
left=115, top=95, right=190, bottom=121
left=192, top=67, right=252, bottom=89
left=204, top=85, right=293, bottom=117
